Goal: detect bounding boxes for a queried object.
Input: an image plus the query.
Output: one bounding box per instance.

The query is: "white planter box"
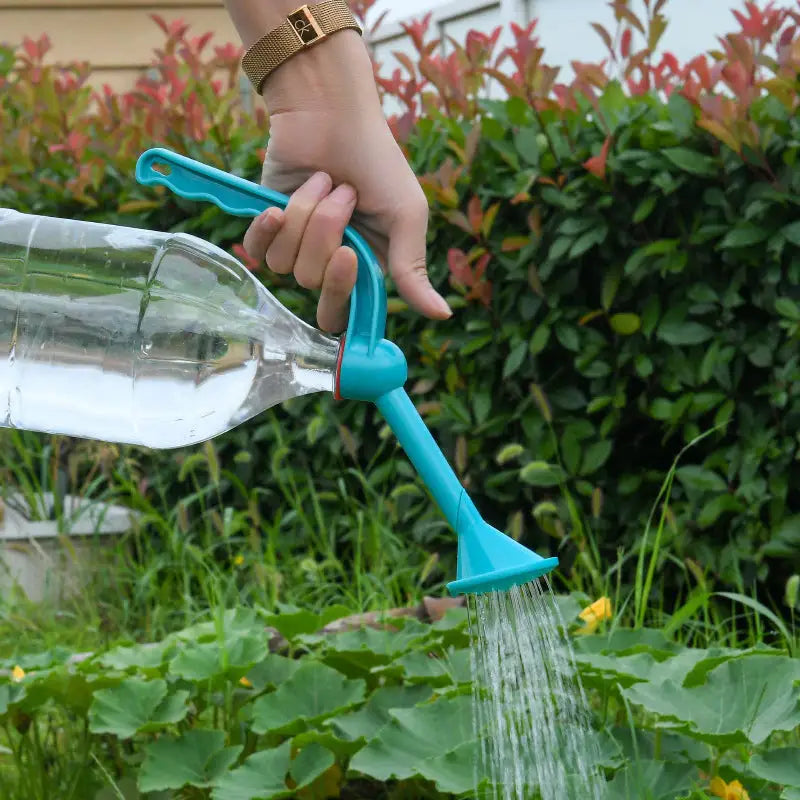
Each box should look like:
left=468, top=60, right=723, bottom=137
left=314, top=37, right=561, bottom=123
left=0, top=493, right=138, bottom=604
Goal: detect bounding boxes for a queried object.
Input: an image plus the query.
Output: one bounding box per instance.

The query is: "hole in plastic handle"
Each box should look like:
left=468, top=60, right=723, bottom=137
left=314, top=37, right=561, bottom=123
left=152, top=162, right=171, bottom=176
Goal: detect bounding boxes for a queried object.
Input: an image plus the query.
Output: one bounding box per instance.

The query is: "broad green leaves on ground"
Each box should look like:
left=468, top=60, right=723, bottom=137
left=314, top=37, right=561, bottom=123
left=249, top=661, right=366, bottom=735
left=1, top=598, right=798, bottom=800
left=140, top=730, right=243, bottom=792
left=89, top=679, right=189, bottom=738
left=622, top=655, right=800, bottom=746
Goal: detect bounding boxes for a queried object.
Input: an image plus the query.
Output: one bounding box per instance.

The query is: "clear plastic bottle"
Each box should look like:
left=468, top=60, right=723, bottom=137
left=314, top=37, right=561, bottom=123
left=0, top=210, right=339, bottom=448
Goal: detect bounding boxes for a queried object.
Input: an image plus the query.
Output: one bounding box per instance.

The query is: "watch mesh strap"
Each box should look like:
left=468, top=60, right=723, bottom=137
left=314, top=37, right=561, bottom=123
left=242, top=1, right=362, bottom=94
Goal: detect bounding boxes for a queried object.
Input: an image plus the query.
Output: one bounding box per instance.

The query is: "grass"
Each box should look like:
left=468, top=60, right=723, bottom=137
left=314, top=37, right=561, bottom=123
left=1, top=421, right=796, bottom=657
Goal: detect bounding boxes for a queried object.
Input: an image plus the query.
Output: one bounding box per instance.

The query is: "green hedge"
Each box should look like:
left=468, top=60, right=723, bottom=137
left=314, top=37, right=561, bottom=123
left=2, top=17, right=800, bottom=608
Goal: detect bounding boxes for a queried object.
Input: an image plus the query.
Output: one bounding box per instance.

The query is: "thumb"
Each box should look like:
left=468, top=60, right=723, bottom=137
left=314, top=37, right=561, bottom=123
left=260, top=155, right=315, bottom=196
left=388, top=206, right=452, bottom=320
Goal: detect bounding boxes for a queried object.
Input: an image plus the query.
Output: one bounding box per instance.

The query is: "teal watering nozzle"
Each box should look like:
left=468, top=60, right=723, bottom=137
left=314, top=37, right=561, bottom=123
left=134, top=148, right=558, bottom=595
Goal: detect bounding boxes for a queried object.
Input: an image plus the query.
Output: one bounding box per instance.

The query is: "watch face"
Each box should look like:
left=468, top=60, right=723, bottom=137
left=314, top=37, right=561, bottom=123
left=288, top=8, right=322, bottom=44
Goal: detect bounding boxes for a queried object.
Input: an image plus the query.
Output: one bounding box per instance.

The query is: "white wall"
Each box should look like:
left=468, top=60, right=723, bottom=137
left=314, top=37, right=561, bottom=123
left=533, top=0, right=740, bottom=77
left=368, top=0, right=746, bottom=78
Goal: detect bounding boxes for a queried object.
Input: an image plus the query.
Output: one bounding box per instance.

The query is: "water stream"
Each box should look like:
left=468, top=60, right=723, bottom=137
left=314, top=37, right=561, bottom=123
left=468, top=577, right=605, bottom=799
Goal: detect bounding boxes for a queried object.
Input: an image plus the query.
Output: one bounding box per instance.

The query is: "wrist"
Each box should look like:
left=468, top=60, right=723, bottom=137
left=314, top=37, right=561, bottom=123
left=260, top=28, right=381, bottom=116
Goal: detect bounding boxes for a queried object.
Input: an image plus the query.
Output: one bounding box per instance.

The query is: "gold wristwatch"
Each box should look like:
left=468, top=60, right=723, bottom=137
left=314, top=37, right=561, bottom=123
left=241, top=1, right=362, bottom=94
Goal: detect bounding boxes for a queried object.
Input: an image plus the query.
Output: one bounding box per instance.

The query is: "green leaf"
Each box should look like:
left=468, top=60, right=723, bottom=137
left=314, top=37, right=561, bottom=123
left=675, top=465, right=727, bottom=493
left=601, top=265, right=622, bottom=310
left=170, top=634, right=268, bottom=682
left=310, top=622, right=428, bottom=672
left=606, top=760, right=698, bottom=800
left=392, top=648, right=472, bottom=685
left=244, top=654, right=302, bottom=692
left=291, top=728, right=361, bottom=759
left=139, top=730, right=243, bottom=792
left=211, top=742, right=292, bottom=800
left=548, top=236, right=573, bottom=262
left=89, top=679, right=188, bottom=739
left=331, top=685, right=433, bottom=742
left=250, top=661, right=365, bottom=735
left=762, top=516, right=800, bottom=558
left=748, top=748, right=800, bottom=788
left=610, top=313, right=641, bottom=335
left=781, top=220, right=800, bottom=246
left=622, top=654, right=800, bottom=745
left=662, top=147, right=718, bottom=176
left=649, top=398, right=673, bottom=420
left=514, top=127, right=540, bottom=165
left=573, top=627, right=677, bottom=657
left=633, top=194, right=657, bottom=224
left=580, top=440, right=612, bottom=476
left=569, top=225, right=607, bottom=258
left=775, top=297, right=800, bottom=321
left=555, top=322, right=580, bottom=351
left=0, top=684, right=25, bottom=716
left=530, top=325, right=550, bottom=355
left=657, top=319, right=714, bottom=345
left=349, top=695, right=475, bottom=783
left=720, top=224, right=770, bottom=249
left=503, top=341, right=528, bottom=378
left=289, top=743, right=335, bottom=791
left=461, top=333, right=493, bottom=356
left=635, top=354, right=653, bottom=378
left=261, top=605, right=351, bottom=640
left=472, top=390, right=492, bottom=425
left=100, top=641, right=175, bottom=672
left=416, top=740, right=483, bottom=795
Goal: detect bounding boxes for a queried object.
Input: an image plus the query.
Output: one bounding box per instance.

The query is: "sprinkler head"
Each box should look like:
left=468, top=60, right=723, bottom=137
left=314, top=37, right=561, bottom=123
left=447, top=516, right=558, bottom=596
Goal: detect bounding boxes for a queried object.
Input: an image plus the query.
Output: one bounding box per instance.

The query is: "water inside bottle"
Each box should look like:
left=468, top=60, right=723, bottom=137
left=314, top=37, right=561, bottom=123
left=0, top=210, right=339, bottom=448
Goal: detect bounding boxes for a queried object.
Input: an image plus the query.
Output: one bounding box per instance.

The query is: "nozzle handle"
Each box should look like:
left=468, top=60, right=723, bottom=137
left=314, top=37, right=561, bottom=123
left=375, top=387, right=475, bottom=532
left=135, top=147, right=387, bottom=355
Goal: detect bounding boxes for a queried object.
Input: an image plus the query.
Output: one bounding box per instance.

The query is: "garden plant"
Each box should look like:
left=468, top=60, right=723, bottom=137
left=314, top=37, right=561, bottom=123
left=0, top=0, right=799, bottom=797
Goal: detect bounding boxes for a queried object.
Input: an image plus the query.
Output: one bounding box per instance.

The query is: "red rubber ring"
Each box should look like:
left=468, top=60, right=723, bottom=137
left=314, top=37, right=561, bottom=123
left=333, top=333, right=346, bottom=401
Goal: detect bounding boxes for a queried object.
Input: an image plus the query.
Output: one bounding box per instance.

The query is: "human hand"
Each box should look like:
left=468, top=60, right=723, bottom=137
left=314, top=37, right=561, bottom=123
left=240, top=30, right=452, bottom=333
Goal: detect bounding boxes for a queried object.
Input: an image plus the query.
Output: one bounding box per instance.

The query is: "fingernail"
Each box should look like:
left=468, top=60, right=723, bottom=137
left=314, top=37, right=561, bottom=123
left=308, top=171, right=332, bottom=197
left=329, top=183, right=356, bottom=206
left=263, top=208, right=283, bottom=228
left=434, top=295, right=453, bottom=317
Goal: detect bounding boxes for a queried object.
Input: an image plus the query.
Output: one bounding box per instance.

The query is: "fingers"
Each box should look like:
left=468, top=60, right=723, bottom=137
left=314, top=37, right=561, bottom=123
left=294, top=183, right=357, bottom=289
left=242, top=208, right=284, bottom=266
left=388, top=192, right=452, bottom=320
left=317, top=246, right=358, bottom=333
left=265, top=171, right=332, bottom=275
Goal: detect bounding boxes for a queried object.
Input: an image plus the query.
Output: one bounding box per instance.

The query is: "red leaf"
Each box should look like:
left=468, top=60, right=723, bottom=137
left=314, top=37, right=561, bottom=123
left=447, top=248, right=472, bottom=286
left=22, top=37, right=38, bottom=61
left=621, top=28, right=633, bottom=59
left=467, top=196, right=483, bottom=234
left=779, top=24, right=797, bottom=48
left=583, top=135, right=612, bottom=180
left=400, top=13, right=433, bottom=52
left=150, top=13, right=169, bottom=35
left=473, top=253, right=491, bottom=281
left=233, top=243, right=260, bottom=272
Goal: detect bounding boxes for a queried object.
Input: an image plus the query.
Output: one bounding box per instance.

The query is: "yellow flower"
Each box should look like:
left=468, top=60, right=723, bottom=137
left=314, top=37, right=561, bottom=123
left=239, top=676, right=252, bottom=688
left=233, top=554, right=245, bottom=567
left=11, top=666, right=25, bottom=682
left=710, top=777, right=750, bottom=800
left=576, top=597, right=612, bottom=635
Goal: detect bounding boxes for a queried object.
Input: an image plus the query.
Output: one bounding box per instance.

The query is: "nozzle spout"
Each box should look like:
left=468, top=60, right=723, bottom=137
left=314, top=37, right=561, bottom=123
left=374, top=388, right=557, bottom=595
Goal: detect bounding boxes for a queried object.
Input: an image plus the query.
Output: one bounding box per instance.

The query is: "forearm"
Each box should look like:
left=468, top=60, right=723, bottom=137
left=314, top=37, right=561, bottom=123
left=222, top=0, right=381, bottom=114
left=223, top=0, right=300, bottom=47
